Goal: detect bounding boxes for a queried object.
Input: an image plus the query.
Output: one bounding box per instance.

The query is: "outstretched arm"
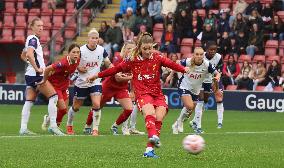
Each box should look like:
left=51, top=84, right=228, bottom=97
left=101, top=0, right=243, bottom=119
left=160, top=56, right=186, bottom=73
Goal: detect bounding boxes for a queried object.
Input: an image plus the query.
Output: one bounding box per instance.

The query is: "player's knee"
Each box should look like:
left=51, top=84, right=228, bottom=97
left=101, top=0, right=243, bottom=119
left=49, top=94, right=58, bottom=103
left=184, top=104, right=194, bottom=111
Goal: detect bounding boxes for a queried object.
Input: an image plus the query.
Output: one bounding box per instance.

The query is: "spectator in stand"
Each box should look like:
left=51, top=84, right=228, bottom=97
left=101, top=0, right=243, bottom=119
left=232, top=0, right=248, bottom=17
left=232, top=13, right=247, bottom=35
left=218, top=32, right=231, bottom=56
left=0, top=72, right=6, bottom=83
left=260, top=60, right=282, bottom=90
left=272, top=0, right=284, bottom=12
left=24, top=0, right=42, bottom=9
left=162, top=53, right=179, bottom=87
left=136, top=0, right=148, bottom=16
left=217, top=12, right=230, bottom=38
left=48, top=0, right=57, bottom=9
left=148, top=0, right=163, bottom=24
left=134, top=7, right=153, bottom=35
left=105, top=19, right=123, bottom=58
left=99, top=21, right=110, bottom=42
left=176, top=9, right=192, bottom=39
left=175, top=0, right=193, bottom=17
left=138, top=24, right=147, bottom=34
left=261, top=3, right=273, bottom=23
left=116, top=0, right=137, bottom=22
left=192, top=10, right=203, bottom=30
left=222, top=54, right=240, bottom=88
left=229, top=37, right=240, bottom=56
left=236, top=30, right=247, bottom=54
left=164, top=12, right=175, bottom=28
left=246, top=23, right=263, bottom=57
left=201, top=24, right=217, bottom=47
left=122, top=7, right=136, bottom=33
left=161, top=0, right=177, bottom=17
left=269, top=15, right=284, bottom=41
left=236, top=71, right=254, bottom=90
left=98, top=21, right=110, bottom=56
left=160, top=24, right=178, bottom=54
left=279, top=72, right=284, bottom=90
left=251, top=61, right=266, bottom=90
left=195, top=0, right=214, bottom=9
left=204, top=11, right=216, bottom=29
left=248, top=9, right=264, bottom=30
left=235, top=60, right=253, bottom=83
left=245, top=0, right=262, bottom=16
left=123, top=26, right=134, bottom=42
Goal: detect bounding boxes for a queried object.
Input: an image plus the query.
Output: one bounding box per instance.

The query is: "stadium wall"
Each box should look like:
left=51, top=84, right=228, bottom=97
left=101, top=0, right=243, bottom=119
left=0, top=84, right=283, bottom=112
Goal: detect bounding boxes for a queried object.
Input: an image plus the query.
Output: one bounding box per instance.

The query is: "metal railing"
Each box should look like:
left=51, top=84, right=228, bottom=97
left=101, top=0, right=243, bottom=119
left=43, top=0, right=99, bottom=63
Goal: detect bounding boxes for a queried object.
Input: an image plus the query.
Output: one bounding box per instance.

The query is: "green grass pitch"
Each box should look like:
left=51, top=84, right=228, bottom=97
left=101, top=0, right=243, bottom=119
left=0, top=105, right=284, bottom=168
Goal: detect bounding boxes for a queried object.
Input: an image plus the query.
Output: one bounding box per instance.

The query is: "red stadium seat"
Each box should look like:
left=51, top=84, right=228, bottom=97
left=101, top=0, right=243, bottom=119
left=153, top=23, right=164, bottom=31
left=66, top=2, right=74, bottom=9
left=182, top=53, right=193, bottom=59
left=53, top=9, right=66, bottom=16
left=226, top=85, right=237, bottom=90
left=4, top=8, right=16, bottom=15
left=265, top=40, right=278, bottom=47
left=181, top=38, right=193, bottom=46
left=29, top=9, right=41, bottom=16
left=15, top=15, right=27, bottom=28
left=41, top=15, right=52, bottom=24
left=55, top=44, right=62, bottom=52
left=238, top=55, right=251, bottom=63
left=28, top=15, right=38, bottom=23
left=194, top=40, right=202, bottom=47
left=41, top=2, right=49, bottom=9
left=0, top=29, right=13, bottom=43
left=64, top=29, right=76, bottom=39
left=277, top=11, right=284, bottom=21
left=255, top=86, right=265, bottom=91
left=17, top=8, right=28, bottom=15
left=282, top=64, right=284, bottom=72
left=279, top=41, right=284, bottom=57
left=41, top=8, right=53, bottom=16
left=5, top=2, right=15, bottom=9
left=14, top=29, right=26, bottom=43
left=219, top=3, right=230, bottom=9
left=273, top=86, right=283, bottom=92
left=252, top=55, right=265, bottom=63
left=3, top=15, right=14, bottom=28
left=17, top=2, right=25, bottom=9
left=180, top=46, right=192, bottom=56
left=53, top=15, right=64, bottom=25
left=265, top=48, right=277, bottom=56
left=266, top=55, right=280, bottom=63
left=6, top=72, right=16, bottom=84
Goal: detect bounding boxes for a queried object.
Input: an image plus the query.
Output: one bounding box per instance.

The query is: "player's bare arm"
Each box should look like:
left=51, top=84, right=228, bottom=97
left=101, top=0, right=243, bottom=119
left=103, top=57, right=113, bottom=68
left=20, top=50, right=28, bottom=63
left=77, top=66, right=87, bottom=73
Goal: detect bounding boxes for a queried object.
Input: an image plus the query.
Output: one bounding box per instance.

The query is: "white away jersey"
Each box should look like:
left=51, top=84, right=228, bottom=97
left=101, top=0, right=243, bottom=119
left=179, top=58, right=216, bottom=95
left=75, top=44, right=108, bottom=88
left=203, top=52, right=222, bottom=83
left=24, top=35, right=45, bottom=76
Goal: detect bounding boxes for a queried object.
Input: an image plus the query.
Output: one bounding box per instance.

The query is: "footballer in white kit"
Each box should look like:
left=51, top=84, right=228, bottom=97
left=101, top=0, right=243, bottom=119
left=171, top=47, right=221, bottom=134
left=66, top=28, right=113, bottom=136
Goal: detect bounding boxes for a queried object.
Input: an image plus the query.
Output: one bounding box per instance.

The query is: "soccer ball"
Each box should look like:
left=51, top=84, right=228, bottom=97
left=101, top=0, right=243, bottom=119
left=182, top=135, right=205, bottom=154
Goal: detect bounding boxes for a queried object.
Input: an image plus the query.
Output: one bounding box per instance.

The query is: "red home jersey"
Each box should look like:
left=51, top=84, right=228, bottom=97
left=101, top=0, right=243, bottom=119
left=98, top=52, right=185, bottom=97
left=48, top=56, right=79, bottom=90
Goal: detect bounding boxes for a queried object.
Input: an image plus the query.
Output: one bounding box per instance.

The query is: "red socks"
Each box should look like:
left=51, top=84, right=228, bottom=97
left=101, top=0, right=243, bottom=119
left=56, top=109, right=67, bottom=126
left=86, top=110, right=93, bottom=126
left=145, top=115, right=157, bottom=138
left=155, top=121, right=162, bottom=137
left=115, top=109, right=132, bottom=125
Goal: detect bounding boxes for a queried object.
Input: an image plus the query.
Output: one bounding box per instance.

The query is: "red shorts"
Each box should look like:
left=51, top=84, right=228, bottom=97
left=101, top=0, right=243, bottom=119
left=56, top=89, right=69, bottom=101
left=136, top=94, right=168, bottom=112
left=101, top=87, right=130, bottom=105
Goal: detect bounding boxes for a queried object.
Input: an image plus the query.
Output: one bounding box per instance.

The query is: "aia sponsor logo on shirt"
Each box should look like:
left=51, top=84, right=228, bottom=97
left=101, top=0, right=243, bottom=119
left=138, top=74, right=155, bottom=80
left=86, top=62, right=98, bottom=67
left=187, top=73, right=202, bottom=79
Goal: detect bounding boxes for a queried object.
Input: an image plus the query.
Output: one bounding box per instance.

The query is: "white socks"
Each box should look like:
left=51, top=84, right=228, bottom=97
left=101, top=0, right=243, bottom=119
left=217, top=103, right=224, bottom=124
left=20, top=101, right=34, bottom=130
left=194, top=102, right=204, bottom=128
left=92, top=109, right=101, bottom=131
left=177, top=107, right=190, bottom=123
left=67, top=107, right=75, bottom=126
left=130, top=104, right=138, bottom=129
left=48, top=95, right=58, bottom=128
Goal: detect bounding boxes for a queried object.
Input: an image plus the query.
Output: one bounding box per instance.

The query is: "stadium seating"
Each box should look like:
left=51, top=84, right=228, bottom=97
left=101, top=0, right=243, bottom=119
left=252, top=55, right=266, bottom=63
left=255, top=86, right=266, bottom=91
left=265, top=40, right=278, bottom=56
left=273, top=86, right=283, bottom=92
left=238, top=55, right=251, bottom=63
left=279, top=41, right=284, bottom=57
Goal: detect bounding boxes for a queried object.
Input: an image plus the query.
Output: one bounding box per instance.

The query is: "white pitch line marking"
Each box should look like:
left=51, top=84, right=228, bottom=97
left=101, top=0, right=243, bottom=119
left=1, top=130, right=284, bottom=138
